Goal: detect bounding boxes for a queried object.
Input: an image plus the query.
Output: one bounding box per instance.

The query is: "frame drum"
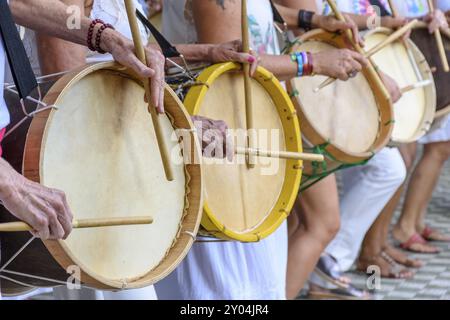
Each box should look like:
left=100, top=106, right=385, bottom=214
left=410, top=28, right=450, bottom=119
left=287, top=30, right=393, bottom=189
left=364, top=28, right=436, bottom=144
left=0, top=62, right=203, bottom=295
left=179, top=63, right=302, bottom=242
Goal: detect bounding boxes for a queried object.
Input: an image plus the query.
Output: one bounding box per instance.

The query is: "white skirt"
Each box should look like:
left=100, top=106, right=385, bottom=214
left=420, top=116, right=450, bottom=144
left=155, top=222, right=288, bottom=300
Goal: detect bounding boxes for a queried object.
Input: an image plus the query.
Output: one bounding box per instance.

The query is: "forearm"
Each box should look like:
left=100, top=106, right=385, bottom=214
left=172, top=44, right=214, bottom=62
left=0, top=158, right=18, bottom=202
left=259, top=54, right=298, bottom=81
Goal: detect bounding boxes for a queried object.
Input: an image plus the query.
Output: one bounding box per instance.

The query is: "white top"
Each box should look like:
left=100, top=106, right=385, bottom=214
left=0, top=39, right=10, bottom=130
left=437, top=0, right=450, bottom=11
left=156, top=0, right=288, bottom=300
left=391, top=0, right=430, bottom=17
left=318, top=0, right=391, bottom=15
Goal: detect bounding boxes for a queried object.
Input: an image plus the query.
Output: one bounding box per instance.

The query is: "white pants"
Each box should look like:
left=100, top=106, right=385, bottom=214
left=326, top=147, right=406, bottom=272
left=155, top=222, right=288, bottom=300
left=52, top=286, right=157, bottom=300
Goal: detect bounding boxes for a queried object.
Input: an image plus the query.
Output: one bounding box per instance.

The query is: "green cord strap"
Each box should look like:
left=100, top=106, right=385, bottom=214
left=289, top=89, right=299, bottom=98
left=384, top=119, right=396, bottom=126
left=300, top=142, right=373, bottom=192
left=281, top=38, right=303, bottom=55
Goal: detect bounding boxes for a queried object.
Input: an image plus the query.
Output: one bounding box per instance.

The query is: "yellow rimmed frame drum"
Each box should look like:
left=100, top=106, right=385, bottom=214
left=287, top=30, right=394, bottom=190
left=183, top=63, right=302, bottom=242
left=0, top=62, right=203, bottom=294
left=363, top=28, right=436, bottom=144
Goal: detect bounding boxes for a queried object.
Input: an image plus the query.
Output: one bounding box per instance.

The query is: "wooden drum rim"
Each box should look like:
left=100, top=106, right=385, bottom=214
left=287, top=29, right=394, bottom=163
left=363, top=27, right=437, bottom=145
left=184, top=62, right=302, bottom=242
left=22, top=62, right=203, bottom=289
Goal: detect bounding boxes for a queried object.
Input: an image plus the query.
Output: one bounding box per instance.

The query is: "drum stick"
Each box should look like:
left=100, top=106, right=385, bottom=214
left=434, top=105, right=450, bottom=119
left=314, top=19, right=418, bottom=92
left=386, top=0, right=399, bottom=18
left=317, top=0, right=394, bottom=100
left=124, top=0, right=174, bottom=181
left=400, top=79, right=433, bottom=93
left=235, top=147, right=325, bottom=162
left=242, top=0, right=255, bottom=169
left=0, top=216, right=154, bottom=232
left=427, top=0, right=450, bottom=72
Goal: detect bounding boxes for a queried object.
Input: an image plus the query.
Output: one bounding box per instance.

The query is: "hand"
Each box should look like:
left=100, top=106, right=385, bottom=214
left=312, top=48, right=368, bottom=80
left=191, top=115, right=234, bottom=161
left=147, top=0, right=163, bottom=17
left=379, top=71, right=402, bottom=103
left=101, top=29, right=166, bottom=113
left=381, top=16, right=411, bottom=40
left=313, top=14, right=364, bottom=47
left=207, top=40, right=259, bottom=76
left=0, top=160, right=73, bottom=240
left=425, top=9, right=449, bottom=34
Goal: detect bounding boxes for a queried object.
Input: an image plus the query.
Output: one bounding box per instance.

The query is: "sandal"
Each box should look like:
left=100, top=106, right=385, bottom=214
left=383, top=245, right=423, bottom=268
left=380, top=251, right=415, bottom=279
left=357, top=254, right=413, bottom=279
left=313, top=254, right=350, bottom=289
left=398, top=233, right=441, bottom=254
left=421, top=226, right=450, bottom=242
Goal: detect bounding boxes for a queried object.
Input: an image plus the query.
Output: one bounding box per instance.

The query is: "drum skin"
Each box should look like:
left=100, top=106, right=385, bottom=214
left=287, top=29, right=394, bottom=164
left=364, top=28, right=436, bottom=144
left=411, top=28, right=450, bottom=118
left=184, top=62, right=302, bottom=242
left=0, top=62, right=203, bottom=294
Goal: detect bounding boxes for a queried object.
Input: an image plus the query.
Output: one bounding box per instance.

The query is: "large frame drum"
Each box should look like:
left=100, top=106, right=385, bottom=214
left=287, top=30, right=393, bottom=189
left=0, top=62, right=203, bottom=295
left=410, top=28, right=450, bottom=120
left=364, top=28, right=436, bottom=144
left=177, top=62, right=302, bottom=242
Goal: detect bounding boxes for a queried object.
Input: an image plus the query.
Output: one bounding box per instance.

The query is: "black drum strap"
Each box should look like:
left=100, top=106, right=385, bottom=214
left=135, top=10, right=180, bottom=59
left=269, top=0, right=287, bottom=26
left=0, top=0, right=37, bottom=99
left=369, top=0, right=392, bottom=17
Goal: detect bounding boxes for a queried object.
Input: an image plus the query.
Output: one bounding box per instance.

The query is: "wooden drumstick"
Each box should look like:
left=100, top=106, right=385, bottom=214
left=400, top=79, right=433, bottom=93
left=0, top=216, right=154, bottom=232
left=386, top=0, right=399, bottom=18
left=242, top=0, right=255, bottom=169
left=427, top=0, right=449, bottom=72
left=124, top=0, right=174, bottom=181
left=235, top=147, right=325, bottom=162
left=314, top=19, right=418, bottom=92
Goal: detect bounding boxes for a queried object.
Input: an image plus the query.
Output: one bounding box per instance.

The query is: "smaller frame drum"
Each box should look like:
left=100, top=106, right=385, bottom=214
left=0, top=62, right=203, bottom=294
left=411, top=28, right=450, bottom=119
left=183, top=63, right=302, bottom=242
left=287, top=30, right=393, bottom=188
left=364, top=28, right=436, bottom=143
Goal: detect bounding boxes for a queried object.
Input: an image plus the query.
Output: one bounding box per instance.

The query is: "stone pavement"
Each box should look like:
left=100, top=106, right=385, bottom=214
left=341, top=152, right=450, bottom=300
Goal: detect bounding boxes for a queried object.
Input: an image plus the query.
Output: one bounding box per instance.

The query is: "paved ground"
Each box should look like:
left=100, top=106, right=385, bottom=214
left=341, top=149, right=450, bottom=300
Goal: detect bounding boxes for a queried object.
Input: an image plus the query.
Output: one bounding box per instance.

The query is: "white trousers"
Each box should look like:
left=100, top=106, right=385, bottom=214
left=155, top=222, right=288, bottom=300
left=52, top=286, right=157, bottom=300
left=325, top=147, right=406, bottom=272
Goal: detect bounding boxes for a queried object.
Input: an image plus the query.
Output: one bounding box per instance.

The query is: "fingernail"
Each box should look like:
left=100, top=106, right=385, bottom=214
left=248, top=56, right=256, bottom=63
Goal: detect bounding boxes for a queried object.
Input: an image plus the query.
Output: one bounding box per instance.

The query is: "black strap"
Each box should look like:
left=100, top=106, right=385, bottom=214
left=0, top=0, right=37, bottom=99
left=135, top=9, right=180, bottom=58
left=369, top=0, right=391, bottom=17
left=269, top=0, right=286, bottom=26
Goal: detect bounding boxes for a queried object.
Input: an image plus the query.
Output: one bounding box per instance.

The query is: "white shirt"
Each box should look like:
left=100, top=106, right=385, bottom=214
left=437, top=0, right=450, bottom=11
left=391, top=0, right=430, bottom=17
left=0, top=39, right=10, bottom=130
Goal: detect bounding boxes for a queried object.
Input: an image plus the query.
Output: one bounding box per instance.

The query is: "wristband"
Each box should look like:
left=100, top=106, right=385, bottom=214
left=298, top=10, right=314, bottom=31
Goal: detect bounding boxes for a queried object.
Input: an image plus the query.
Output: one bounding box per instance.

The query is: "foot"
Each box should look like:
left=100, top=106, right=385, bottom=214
left=314, top=254, right=351, bottom=288
left=308, top=283, right=372, bottom=300
left=420, top=226, right=450, bottom=242
left=383, top=244, right=424, bottom=268
left=392, top=227, right=440, bottom=254
left=357, top=254, right=414, bottom=279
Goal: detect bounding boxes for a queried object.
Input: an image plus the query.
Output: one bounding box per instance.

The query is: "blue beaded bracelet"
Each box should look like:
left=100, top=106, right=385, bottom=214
left=290, top=52, right=304, bottom=77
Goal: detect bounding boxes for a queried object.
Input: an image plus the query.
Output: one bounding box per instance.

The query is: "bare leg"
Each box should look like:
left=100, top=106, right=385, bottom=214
left=359, top=144, right=422, bottom=270
left=392, top=142, right=450, bottom=252
left=286, top=174, right=340, bottom=300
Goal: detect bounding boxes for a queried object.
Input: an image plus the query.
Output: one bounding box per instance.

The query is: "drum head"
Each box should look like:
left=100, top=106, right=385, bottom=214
left=288, top=30, right=393, bottom=163
left=364, top=28, right=436, bottom=143
left=184, top=63, right=302, bottom=242
left=23, top=63, right=202, bottom=289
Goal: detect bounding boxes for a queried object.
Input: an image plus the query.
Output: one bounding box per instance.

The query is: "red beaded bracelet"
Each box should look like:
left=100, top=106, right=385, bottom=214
left=87, top=19, right=115, bottom=54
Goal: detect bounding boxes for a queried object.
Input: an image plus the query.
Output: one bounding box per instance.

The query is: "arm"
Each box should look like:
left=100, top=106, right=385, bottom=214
left=35, top=0, right=87, bottom=75
left=191, top=0, right=368, bottom=81
left=10, top=0, right=165, bottom=111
